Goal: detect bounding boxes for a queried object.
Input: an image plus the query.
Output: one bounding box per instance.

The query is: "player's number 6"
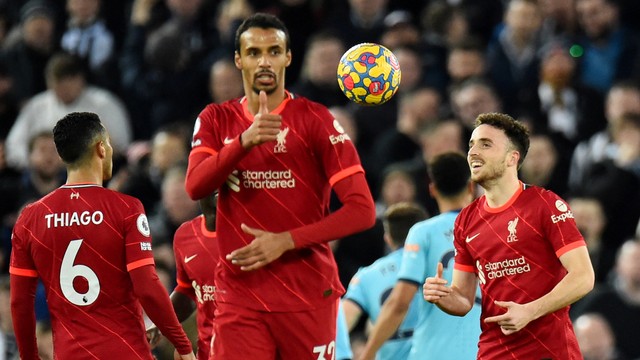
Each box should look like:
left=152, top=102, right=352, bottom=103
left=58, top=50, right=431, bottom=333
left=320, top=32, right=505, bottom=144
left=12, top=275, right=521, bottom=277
left=60, top=239, right=101, bottom=306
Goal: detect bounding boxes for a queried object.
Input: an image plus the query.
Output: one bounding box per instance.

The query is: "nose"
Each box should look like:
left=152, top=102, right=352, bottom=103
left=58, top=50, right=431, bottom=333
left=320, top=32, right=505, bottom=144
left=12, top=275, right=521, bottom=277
left=258, top=55, right=271, bottom=67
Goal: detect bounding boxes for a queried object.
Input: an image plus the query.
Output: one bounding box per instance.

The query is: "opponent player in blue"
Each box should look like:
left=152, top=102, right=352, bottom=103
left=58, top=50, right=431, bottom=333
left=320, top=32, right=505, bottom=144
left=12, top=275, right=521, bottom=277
left=343, top=202, right=428, bottom=360
left=358, top=152, right=481, bottom=360
left=336, top=300, right=353, bottom=360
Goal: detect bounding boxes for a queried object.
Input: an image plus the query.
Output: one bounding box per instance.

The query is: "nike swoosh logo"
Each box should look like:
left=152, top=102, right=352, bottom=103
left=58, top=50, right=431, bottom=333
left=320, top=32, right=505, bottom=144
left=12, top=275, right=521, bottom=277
left=465, top=233, right=480, bottom=243
left=184, top=254, right=198, bottom=263
left=223, top=137, right=234, bottom=145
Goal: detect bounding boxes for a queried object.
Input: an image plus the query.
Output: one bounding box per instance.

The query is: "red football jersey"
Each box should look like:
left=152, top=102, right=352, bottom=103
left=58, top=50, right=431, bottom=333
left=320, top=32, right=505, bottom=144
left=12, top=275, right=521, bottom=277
left=173, top=215, right=218, bottom=360
left=190, top=93, right=364, bottom=311
left=10, top=184, right=156, bottom=359
left=454, top=183, right=586, bottom=359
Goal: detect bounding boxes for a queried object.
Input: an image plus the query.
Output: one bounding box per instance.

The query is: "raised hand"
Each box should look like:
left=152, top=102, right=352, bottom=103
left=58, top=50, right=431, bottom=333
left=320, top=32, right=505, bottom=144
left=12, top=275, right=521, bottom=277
left=423, top=262, right=451, bottom=303
left=241, top=91, right=282, bottom=149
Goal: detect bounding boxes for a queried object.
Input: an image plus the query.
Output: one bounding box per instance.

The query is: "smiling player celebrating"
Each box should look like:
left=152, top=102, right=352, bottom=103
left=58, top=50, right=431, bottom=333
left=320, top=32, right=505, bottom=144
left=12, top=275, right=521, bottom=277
left=423, top=112, right=594, bottom=359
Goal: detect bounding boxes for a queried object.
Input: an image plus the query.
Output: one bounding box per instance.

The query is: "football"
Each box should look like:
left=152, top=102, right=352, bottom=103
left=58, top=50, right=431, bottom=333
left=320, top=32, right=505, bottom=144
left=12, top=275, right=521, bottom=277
left=336, top=43, right=401, bottom=106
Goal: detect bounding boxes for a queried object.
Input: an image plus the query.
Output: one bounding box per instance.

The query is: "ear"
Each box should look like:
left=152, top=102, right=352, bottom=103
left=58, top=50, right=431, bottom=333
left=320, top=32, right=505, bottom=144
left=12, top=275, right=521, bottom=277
left=383, top=232, right=393, bottom=248
left=234, top=52, right=242, bottom=70
left=509, top=150, right=520, bottom=167
left=285, top=49, right=292, bottom=67
left=428, top=182, right=437, bottom=197
left=97, top=141, right=106, bottom=159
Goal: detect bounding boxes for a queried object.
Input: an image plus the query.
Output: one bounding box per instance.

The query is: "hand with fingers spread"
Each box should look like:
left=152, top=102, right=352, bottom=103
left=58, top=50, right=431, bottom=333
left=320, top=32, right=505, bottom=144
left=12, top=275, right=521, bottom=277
left=226, top=224, right=295, bottom=271
left=241, top=91, right=282, bottom=149
left=423, top=262, right=452, bottom=303
left=484, top=300, right=533, bottom=335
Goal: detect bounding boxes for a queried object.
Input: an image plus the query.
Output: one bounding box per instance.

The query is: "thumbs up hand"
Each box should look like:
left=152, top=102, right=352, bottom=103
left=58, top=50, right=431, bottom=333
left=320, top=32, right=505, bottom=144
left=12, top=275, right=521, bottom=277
left=240, top=91, right=282, bottom=149
left=423, top=262, right=452, bottom=303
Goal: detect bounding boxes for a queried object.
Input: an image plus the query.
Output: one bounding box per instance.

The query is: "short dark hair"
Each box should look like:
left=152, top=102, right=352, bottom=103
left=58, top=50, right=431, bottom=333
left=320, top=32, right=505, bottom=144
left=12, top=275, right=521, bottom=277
left=475, top=112, right=530, bottom=168
left=53, top=112, right=105, bottom=165
left=45, top=52, right=86, bottom=82
left=383, top=202, right=428, bottom=246
left=428, top=152, right=470, bottom=197
left=235, top=13, right=290, bottom=53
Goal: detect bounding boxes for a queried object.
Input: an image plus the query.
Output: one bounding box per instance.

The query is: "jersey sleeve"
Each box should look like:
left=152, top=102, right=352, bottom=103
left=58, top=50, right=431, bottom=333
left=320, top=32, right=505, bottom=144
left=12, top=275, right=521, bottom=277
left=453, top=211, right=476, bottom=273
left=123, top=198, right=155, bottom=271
left=343, top=269, right=369, bottom=314
left=397, top=225, right=427, bottom=285
left=186, top=106, right=248, bottom=199
left=538, top=190, right=587, bottom=257
left=309, top=103, right=364, bottom=185
left=9, top=212, right=38, bottom=277
left=172, top=227, right=196, bottom=301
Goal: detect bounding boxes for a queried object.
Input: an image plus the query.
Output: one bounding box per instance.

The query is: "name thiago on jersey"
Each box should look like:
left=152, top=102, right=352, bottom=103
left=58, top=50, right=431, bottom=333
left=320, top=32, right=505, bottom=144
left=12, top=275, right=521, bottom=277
left=45, top=211, right=104, bottom=228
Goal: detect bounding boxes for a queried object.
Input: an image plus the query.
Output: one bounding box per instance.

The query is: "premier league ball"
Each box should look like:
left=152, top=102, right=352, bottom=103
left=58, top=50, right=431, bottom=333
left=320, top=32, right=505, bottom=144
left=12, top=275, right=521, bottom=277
left=337, top=43, right=401, bottom=106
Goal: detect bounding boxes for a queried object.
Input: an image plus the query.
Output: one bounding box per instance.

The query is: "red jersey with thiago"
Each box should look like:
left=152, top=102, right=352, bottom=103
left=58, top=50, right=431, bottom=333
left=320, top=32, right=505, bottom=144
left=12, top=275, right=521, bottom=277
left=453, top=183, right=586, bottom=359
left=10, top=184, right=156, bottom=359
left=190, top=93, right=363, bottom=312
left=173, top=215, right=218, bottom=360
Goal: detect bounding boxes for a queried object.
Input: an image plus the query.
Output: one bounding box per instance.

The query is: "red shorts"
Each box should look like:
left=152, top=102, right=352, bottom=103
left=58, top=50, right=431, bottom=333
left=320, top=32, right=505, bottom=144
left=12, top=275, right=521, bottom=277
left=211, top=301, right=338, bottom=360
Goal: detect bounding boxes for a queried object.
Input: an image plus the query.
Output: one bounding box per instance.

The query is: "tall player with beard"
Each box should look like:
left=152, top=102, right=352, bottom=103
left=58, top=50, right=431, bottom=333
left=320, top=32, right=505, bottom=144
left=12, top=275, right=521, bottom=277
left=185, top=13, right=375, bottom=360
left=10, top=112, right=195, bottom=360
left=423, top=113, right=594, bottom=359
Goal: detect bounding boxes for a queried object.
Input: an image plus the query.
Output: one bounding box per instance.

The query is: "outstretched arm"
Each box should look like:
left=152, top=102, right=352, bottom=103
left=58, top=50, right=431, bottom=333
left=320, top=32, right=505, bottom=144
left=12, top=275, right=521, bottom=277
left=358, top=281, right=418, bottom=360
left=423, top=263, right=477, bottom=316
left=484, top=246, right=594, bottom=335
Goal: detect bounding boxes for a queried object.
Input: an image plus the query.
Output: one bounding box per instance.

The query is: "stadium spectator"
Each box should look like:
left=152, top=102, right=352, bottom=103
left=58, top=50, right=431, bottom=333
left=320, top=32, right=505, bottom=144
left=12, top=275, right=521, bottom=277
left=573, top=0, right=640, bottom=94
left=519, top=132, right=569, bottom=197
left=1, top=0, right=57, bottom=106
left=573, top=313, right=626, bottom=360
left=291, top=30, right=348, bottom=108
left=60, top=0, right=117, bottom=90
left=208, top=57, right=244, bottom=104
left=486, top=0, right=544, bottom=116
left=569, top=196, right=609, bottom=283
left=119, top=0, right=215, bottom=139
left=571, top=239, right=640, bottom=359
left=5, top=52, right=131, bottom=169
left=16, top=132, right=65, bottom=208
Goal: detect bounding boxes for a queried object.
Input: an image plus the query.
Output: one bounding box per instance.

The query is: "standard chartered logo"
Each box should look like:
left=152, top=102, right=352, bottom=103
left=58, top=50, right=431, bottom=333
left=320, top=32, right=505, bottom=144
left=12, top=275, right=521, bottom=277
left=192, top=281, right=215, bottom=304
left=481, top=256, right=531, bottom=281
left=241, top=169, right=296, bottom=189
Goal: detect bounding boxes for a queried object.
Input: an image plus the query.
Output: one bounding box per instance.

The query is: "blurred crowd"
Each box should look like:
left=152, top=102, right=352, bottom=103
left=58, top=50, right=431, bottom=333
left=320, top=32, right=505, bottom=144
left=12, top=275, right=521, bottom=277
left=0, top=0, right=639, bottom=359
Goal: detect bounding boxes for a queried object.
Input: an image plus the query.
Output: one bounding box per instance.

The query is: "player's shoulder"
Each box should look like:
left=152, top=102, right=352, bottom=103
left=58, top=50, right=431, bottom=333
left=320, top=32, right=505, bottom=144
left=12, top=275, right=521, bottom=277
left=521, top=184, right=569, bottom=209
left=458, top=197, right=483, bottom=221
left=199, top=98, right=243, bottom=119
left=174, top=216, right=200, bottom=239
left=359, top=251, right=402, bottom=277
left=287, top=92, right=332, bottom=115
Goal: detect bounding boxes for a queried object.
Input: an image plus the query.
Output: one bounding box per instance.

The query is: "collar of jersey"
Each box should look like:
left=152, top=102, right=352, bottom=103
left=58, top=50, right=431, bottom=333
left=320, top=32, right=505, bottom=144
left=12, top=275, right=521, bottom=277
left=482, top=181, right=524, bottom=213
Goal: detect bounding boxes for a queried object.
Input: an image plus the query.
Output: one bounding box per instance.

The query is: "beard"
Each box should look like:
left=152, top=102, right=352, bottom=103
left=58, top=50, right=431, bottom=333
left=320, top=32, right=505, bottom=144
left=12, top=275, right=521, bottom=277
left=251, top=84, right=277, bottom=95
left=471, top=159, right=507, bottom=188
